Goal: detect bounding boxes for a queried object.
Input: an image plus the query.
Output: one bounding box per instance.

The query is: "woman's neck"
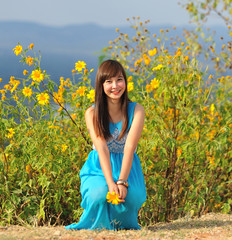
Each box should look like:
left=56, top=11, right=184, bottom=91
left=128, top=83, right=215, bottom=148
left=107, top=99, right=122, bottom=123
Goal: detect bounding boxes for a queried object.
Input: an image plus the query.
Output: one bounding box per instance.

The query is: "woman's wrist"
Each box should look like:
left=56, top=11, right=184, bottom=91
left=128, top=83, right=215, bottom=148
left=116, top=179, right=129, bottom=188
left=107, top=179, right=116, bottom=187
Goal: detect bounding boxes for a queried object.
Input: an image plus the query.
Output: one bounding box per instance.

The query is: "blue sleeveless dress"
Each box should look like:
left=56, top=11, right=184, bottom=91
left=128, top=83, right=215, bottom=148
left=65, top=102, right=146, bottom=230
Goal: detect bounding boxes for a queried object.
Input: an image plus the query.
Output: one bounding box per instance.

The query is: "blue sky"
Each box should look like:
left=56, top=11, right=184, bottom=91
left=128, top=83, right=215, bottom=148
left=0, top=0, right=223, bottom=27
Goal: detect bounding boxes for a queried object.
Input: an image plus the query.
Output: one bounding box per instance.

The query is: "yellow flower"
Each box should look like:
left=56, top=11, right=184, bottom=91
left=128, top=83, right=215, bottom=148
left=84, top=68, right=88, bottom=75
left=28, top=43, right=34, bottom=49
left=9, top=79, right=20, bottom=93
left=31, top=69, right=44, bottom=82
left=177, top=148, right=182, bottom=158
left=61, top=144, right=68, bottom=152
left=23, top=87, right=33, bottom=97
left=53, top=90, right=64, bottom=104
left=146, top=84, right=152, bottom=93
left=0, top=78, right=2, bottom=82
left=4, top=84, right=12, bottom=90
left=148, top=48, right=157, bottom=56
left=152, top=64, right=163, bottom=71
left=106, top=192, right=121, bottom=205
left=1, top=95, right=6, bottom=101
left=25, top=164, right=31, bottom=174
left=23, top=70, right=28, bottom=75
left=0, top=89, right=6, bottom=94
left=26, top=56, right=34, bottom=66
left=36, top=92, right=50, bottom=105
left=127, top=76, right=133, bottom=82
left=76, top=86, right=87, bottom=96
left=150, top=78, right=160, bottom=90
left=87, top=89, right=95, bottom=102
left=71, top=113, right=77, bottom=120
left=13, top=95, right=19, bottom=101
left=75, top=61, right=86, bottom=72
left=134, top=58, right=143, bottom=67
left=143, top=54, right=151, bottom=65
left=184, top=56, right=189, bottom=61
left=127, top=82, right=134, bottom=92
left=60, top=77, right=64, bottom=86
left=6, top=128, right=15, bottom=138
left=13, top=44, right=23, bottom=56
left=210, top=104, right=215, bottom=115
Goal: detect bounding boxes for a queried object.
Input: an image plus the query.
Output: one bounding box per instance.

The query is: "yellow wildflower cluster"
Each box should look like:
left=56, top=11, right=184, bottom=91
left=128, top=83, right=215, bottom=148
left=8, top=76, right=21, bottom=93
left=146, top=78, right=160, bottom=93
left=152, top=64, right=163, bottom=71
left=36, top=92, right=50, bottom=105
left=106, top=192, right=121, bottom=205
left=53, top=77, right=65, bottom=109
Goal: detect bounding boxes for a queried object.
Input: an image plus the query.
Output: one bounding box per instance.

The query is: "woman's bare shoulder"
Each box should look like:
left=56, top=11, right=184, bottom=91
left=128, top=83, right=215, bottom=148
left=85, top=106, right=94, bottom=117
left=134, top=103, right=145, bottom=114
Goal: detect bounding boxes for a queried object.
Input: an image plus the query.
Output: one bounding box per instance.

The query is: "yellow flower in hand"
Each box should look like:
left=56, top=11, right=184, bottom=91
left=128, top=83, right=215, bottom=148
left=106, top=192, right=121, bottom=205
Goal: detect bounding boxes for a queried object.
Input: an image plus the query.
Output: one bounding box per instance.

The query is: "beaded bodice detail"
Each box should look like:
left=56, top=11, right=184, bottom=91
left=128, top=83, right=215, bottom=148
left=106, top=123, right=128, bottom=153
left=92, top=102, right=136, bottom=154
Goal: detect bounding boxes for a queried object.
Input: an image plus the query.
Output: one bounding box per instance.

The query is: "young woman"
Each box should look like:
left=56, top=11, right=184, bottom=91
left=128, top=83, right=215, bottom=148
left=65, top=59, right=146, bottom=230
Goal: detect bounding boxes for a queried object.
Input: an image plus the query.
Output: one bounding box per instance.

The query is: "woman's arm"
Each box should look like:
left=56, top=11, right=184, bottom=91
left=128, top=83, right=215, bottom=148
left=85, top=106, right=120, bottom=195
left=119, top=103, right=145, bottom=181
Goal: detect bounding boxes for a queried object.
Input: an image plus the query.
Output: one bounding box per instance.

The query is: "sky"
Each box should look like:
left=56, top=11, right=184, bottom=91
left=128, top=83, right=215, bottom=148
left=0, top=0, right=223, bottom=27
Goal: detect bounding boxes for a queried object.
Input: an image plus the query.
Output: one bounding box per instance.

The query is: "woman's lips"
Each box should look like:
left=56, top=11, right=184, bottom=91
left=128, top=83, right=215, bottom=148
left=111, top=90, right=120, bottom=95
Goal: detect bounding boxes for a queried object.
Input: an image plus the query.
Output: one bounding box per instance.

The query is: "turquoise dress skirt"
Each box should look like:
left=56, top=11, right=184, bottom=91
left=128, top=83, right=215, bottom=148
left=65, top=102, right=146, bottom=230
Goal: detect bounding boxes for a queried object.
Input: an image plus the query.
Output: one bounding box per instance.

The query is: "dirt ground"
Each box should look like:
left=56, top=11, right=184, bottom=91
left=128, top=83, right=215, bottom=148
left=0, top=213, right=231, bottom=240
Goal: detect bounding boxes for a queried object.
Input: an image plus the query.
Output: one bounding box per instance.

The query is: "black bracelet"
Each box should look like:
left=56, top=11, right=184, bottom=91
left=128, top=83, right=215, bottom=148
left=116, top=180, right=129, bottom=188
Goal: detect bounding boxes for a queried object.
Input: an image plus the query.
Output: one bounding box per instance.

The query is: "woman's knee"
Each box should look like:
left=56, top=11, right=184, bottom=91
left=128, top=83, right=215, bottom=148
left=88, top=185, right=108, bottom=204
left=125, top=187, right=146, bottom=207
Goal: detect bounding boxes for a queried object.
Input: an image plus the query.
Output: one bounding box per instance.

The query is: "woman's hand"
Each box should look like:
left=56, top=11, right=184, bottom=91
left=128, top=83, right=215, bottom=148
left=117, top=184, right=127, bottom=202
left=108, top=182, right=126, bottom=203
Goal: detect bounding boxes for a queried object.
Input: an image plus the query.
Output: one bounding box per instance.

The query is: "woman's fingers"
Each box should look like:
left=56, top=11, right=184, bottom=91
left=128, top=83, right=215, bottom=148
left=118, top=185, right=127, bottom=200
left=109, top=183, right=119, bottom=195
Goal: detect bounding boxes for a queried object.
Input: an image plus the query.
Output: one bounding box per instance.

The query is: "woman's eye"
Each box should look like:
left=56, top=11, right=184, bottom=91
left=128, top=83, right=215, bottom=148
left=118, top=78, right=123, bottom=81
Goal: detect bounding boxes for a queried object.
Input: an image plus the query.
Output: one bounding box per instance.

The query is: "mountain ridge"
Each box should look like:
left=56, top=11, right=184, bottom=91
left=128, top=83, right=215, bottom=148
left=0, top=21, right=228, bottom=87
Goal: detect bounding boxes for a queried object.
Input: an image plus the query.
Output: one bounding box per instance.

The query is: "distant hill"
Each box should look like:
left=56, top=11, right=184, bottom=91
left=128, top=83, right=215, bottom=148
left=0, top=21, right=228, bottom=88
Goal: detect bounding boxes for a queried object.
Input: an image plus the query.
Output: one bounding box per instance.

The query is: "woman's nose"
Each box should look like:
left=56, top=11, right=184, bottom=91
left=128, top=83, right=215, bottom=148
left=112, top=81, right=117, bottom=88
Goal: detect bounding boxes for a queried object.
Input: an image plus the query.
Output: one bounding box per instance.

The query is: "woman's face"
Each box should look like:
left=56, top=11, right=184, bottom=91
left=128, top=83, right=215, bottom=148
left=103, top=72, right=126, bottom=102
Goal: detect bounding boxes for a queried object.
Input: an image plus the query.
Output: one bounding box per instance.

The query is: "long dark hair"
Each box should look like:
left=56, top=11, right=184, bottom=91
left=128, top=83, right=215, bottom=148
left=93, top=59, right=129, bottom=140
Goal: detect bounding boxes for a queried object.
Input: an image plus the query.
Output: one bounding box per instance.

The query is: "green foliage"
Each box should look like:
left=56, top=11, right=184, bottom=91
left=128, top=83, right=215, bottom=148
left=0, top=18, right=232, bottom=226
